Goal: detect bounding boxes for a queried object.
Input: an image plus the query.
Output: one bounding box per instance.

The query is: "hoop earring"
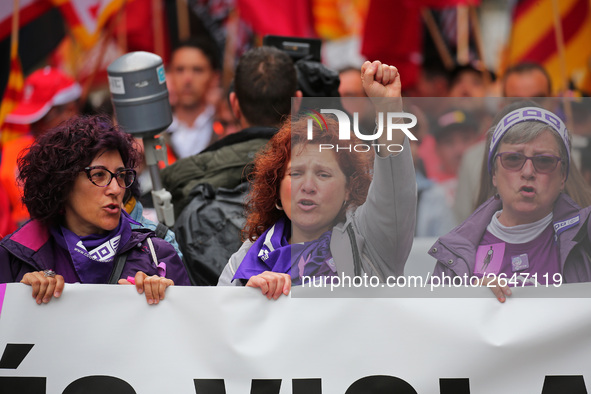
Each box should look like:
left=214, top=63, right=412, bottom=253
left=275, top=201, right=284, bottom=211
left=494, top=193, right=500, bottom=200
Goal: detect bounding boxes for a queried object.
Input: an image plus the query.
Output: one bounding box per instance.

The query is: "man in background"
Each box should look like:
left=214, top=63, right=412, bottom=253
left=503, top=62, right=552, bottom=98
left=449, top=63, right=495, bottom=98
left=166, top=37, right=221, bottom=159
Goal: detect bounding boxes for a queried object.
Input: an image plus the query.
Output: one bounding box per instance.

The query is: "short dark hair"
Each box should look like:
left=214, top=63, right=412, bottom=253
left=234, top=46, right=297, bottom=127
left=18, top=115, right=141, bottom=226
left=421, top=63, right=450, bottom=82
left=503, top=62, right=552, bottom=96
left=449, top=64, right=496, bottom=87
left=172, top=37, right=221, bottom=71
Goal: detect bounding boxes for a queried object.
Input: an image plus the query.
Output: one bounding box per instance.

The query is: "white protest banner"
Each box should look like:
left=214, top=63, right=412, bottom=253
left=0, top=282, right=590, bottom=393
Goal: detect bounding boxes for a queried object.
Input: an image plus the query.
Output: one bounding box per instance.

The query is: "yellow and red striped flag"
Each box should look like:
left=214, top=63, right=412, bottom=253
left=0, top=48, right=24, bottom=127
left=506, top=0, right=591, bottom=93
left=0, top=2, right=29, bottom=146
left=0, top=50, right=29, bottom=146
left=0, top=51, right=29, bottom=146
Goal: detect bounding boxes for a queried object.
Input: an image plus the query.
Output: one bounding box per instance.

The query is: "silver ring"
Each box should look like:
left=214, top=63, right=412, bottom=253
left=43, top=269, right=56, bottom=278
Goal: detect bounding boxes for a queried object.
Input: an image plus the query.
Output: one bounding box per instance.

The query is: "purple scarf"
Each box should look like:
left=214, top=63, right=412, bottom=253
left=50, top=211, right=138, bottom=283
left=233, top=217, right=337, bottom=285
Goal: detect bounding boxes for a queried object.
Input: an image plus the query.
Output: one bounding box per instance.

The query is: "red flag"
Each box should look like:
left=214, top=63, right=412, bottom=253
left=113, top=0, right=171, bottom=62
left=361, top=0, right=422, bottom=88
left=361, top=0, right=482, bottom=89
left=0, top=0, right=52, bottom=42
left=236, top=0, right=316, bottom=37
left=422, top=0, right=480, bottom=8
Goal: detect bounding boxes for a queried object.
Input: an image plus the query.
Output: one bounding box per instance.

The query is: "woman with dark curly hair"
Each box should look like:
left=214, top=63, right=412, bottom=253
left=0, top=115, right=191, bottom=304
left=217, top=61, right=417, bottom=298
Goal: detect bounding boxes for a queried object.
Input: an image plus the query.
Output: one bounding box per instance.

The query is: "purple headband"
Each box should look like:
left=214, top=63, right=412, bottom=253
left=488, top=106, right=571, bottom=177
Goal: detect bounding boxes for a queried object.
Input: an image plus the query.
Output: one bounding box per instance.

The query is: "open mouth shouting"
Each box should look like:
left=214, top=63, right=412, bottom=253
left=519, top=185, right=536, bottom=198
left=103, top=203, right=121, bottom=214
left=297, top=199, right=318, bottom=211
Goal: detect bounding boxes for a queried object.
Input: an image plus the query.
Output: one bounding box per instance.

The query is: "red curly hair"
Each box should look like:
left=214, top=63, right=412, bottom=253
left=243, top=114, right=373, bottom=242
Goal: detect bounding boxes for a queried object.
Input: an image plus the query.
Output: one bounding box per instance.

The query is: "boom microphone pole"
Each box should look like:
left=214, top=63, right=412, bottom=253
left=107, top=51, right=175, bottom=227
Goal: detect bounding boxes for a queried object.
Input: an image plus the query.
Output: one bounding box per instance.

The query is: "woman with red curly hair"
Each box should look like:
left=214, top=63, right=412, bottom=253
left=217, top=61, right=417, bottom=298
left=0, top=115, right=191, bottom=305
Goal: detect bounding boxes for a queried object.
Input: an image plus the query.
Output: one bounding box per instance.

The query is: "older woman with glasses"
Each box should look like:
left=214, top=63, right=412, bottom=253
left=0, top=115, right=191, bottom=304
left=429, top=105, right=591, bottom=302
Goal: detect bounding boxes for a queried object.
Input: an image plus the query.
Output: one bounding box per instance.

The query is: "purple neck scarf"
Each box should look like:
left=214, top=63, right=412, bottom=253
left=233, top=217, right=336, bottom=285
left=50, top=211, right=137, bottom=283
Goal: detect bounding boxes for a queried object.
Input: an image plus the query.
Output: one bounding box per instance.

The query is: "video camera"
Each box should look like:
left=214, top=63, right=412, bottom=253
left=263, top=35, right=340, bottom=98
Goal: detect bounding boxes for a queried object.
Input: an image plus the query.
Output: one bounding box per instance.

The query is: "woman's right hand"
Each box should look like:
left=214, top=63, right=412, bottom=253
left=21, top=271, right=65, bottom=304
left=246, top=271, right=291, bottom=300
left=118, top=271, right=175, bottom=305
left=361, top=60, right=402, bottom=101
left=480, top=276, right=512, bottom=303
left=361, top=60, right=405, bottom=149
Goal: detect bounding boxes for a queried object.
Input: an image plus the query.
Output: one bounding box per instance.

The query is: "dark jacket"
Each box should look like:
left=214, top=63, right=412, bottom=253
left=160, top=126, right=277, bottom=218
left=429, top=194, right=591, bottom=283
left=0, top=220, right=191, bottom=285
left=160, top=126, right=278, bottom=285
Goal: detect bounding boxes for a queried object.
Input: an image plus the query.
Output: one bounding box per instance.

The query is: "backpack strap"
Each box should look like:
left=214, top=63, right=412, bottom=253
left=154, top=222, right=169, bottom=239
left=107, top=233, right=162, bottom=284
left=108, top=253, right=128, bottom=284
left=346, top=223, right=362, bottom=276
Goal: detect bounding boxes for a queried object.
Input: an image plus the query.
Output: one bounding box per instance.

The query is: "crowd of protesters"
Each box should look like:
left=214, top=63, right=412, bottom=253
left=1, top=33, right=591, bottom=303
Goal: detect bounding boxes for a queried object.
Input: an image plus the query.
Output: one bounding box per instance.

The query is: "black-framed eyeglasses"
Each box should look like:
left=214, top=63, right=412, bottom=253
left=495, top=152, right=562, bottom=174
left=84, top=166, right=136, bottom=188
